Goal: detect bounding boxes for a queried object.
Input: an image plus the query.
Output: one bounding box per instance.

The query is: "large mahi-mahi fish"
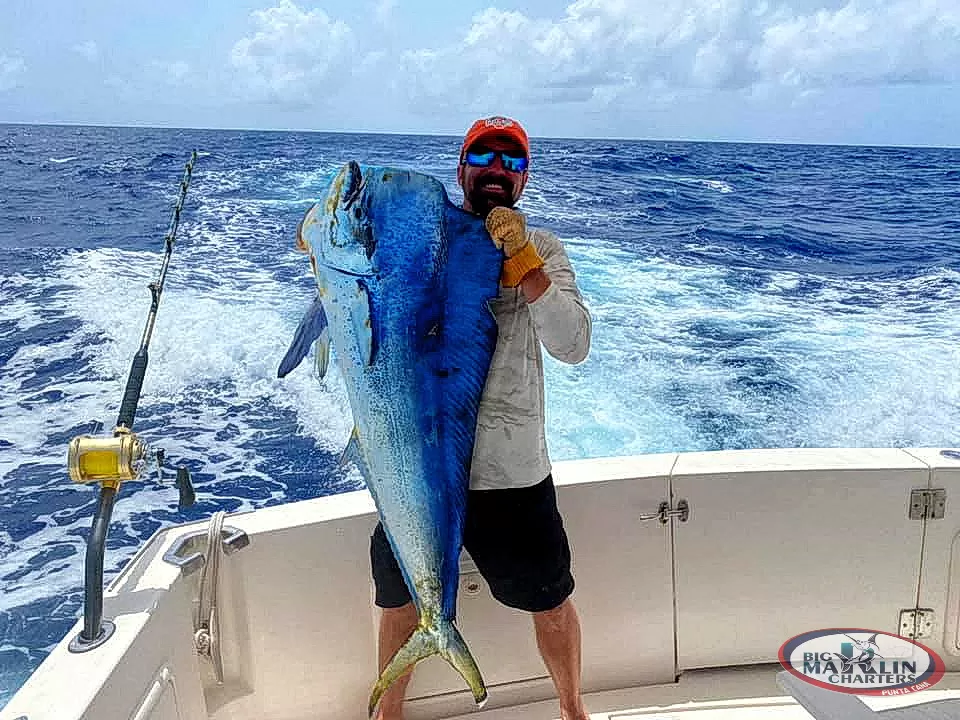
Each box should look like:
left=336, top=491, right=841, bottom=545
left=277, top=161, right=501, bottom=715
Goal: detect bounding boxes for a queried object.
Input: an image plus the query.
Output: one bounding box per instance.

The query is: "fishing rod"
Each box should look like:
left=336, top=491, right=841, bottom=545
left=66, top=150, right=199, bottom=652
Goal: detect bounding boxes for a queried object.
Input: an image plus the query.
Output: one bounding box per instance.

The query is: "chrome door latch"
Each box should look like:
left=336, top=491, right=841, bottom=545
left=640, top=498, right=690, bottom=524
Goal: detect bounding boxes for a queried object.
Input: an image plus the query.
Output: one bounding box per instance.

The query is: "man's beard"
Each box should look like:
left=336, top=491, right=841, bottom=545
left=468, top=178, right=515, bottom=216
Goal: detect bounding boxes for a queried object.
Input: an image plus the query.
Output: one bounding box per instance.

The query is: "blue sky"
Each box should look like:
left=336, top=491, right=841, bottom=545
left=2, top=0, right=959, bottom=146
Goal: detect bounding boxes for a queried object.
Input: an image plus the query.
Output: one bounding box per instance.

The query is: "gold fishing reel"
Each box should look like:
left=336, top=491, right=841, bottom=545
left=67, top=426, right=147, bottom=489
left=67, top=425, right=196, bottom=507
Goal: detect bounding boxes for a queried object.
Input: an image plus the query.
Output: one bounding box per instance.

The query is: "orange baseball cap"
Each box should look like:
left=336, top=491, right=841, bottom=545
left=460, top=116, right=530, bottom=162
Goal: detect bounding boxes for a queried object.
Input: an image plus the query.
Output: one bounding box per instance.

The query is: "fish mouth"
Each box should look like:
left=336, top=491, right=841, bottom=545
left=295, top=216, right=309, bottom=253
left=305, top=159, right=377, bottom=276
left=324, top=160, right=365, bottom=215
left=338, top=160, right=376, bottom=261
left=341, top=160, right=365, bottom=209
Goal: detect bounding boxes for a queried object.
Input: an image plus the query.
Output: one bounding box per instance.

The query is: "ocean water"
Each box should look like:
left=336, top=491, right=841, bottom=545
left=1, top=124, right=958, bottom=706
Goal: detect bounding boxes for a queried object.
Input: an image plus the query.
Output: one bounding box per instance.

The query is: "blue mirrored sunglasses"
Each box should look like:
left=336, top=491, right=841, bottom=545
left=464, top=150, right=529, bottom=173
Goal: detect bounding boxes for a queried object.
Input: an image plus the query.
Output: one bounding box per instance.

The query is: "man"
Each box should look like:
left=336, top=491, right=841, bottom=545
left=371, top=116, right=592, bottom=720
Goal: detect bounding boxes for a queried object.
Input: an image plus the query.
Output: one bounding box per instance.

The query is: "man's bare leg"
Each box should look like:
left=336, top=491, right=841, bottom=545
left=533, top=598, right=589, bottom=720
left=375, top=602, right=419, bottom=720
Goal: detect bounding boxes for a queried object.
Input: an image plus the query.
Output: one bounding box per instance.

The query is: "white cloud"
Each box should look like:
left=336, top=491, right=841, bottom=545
left=392, top=0, right=960, bottom=113
left=169, top=61, right=190, bottom=81
left=393, top=1, right=759, bottom=112
left=752, top=0, right=960, bottom=87
left=73, top=40, right=99, bottom=61
left=374, top=0, right=397, bottom=26
left=0, top=55, right=25, bottom=91
left=224, top=0, right=960, bottom=121
left=229, top=0, right=358, bottom=107
left=150, top=60, right=190, bottom=84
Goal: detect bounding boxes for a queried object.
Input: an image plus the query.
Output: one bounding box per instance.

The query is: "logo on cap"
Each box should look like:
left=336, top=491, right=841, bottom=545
left=484, top=116, right=514, bottom=129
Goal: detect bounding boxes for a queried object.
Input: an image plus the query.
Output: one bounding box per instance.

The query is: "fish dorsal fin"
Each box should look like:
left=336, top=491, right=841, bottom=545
left=352, top=278, right=377, bottom=366
left=278, top=293, right=329, bottom=378
left=432, top=201, right=502, bottom=619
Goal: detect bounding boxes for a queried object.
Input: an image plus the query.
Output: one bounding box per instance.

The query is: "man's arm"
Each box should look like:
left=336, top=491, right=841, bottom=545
left=483, top=208, right=591, bottom=364
left=518, top=266, right=551, bottom=302
left=523, top=230, right=592, bottom=365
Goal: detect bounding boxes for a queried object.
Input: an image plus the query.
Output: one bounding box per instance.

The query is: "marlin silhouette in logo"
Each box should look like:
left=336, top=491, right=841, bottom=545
left=837, top=633, right=884, bottom=673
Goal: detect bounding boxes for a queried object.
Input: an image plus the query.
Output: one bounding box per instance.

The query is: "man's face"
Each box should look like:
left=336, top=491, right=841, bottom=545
left=457, top=135, right=529, bottom=218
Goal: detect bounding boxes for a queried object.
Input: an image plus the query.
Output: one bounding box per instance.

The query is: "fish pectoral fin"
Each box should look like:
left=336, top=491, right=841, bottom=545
left=367, top=621, right=486, bottom=718
left=338, top=426, right=370, bottom=477
left=352, top=278, right=377, bottom=366
left=278, top=293, right=329, bottom=378
left=313, top=325, right=330, bottom=381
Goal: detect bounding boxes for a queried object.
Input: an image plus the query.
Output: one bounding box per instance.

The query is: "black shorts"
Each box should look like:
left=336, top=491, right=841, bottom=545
left=370, top=474, right=574, bottom=613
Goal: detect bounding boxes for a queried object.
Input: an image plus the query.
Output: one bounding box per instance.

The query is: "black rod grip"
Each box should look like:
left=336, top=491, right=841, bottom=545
left=116, top=348, right=148, bottom=429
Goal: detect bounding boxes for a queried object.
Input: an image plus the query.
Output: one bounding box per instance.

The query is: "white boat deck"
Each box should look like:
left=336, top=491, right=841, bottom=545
left=428, top=666, right=960, bottom=720
left=5, top=448, right=960, bottom=720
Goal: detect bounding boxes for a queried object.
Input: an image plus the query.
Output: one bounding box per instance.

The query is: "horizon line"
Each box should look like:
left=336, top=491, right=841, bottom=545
left=1, top=119, right=958, bottom=151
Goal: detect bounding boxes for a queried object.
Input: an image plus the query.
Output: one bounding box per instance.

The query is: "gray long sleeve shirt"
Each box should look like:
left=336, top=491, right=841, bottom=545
left=469, top=227, right=592, bottom=491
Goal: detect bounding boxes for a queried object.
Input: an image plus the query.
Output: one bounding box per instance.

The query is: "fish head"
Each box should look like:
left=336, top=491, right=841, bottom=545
left=298, top=160, right=377, bottom=278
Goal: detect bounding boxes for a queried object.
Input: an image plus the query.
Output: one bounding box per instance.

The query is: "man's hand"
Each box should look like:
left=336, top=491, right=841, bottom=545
left=485, top=207, right=545, bottom=287
left=485, top=206, right=528, bottom=257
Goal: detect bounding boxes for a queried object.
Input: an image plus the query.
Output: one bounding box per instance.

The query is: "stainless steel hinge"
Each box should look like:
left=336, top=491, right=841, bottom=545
left=640, top=498, right=690, bottom=524
left=908, top=488, right=946, bottom=520
left=899, top=608, right=935, bottom=640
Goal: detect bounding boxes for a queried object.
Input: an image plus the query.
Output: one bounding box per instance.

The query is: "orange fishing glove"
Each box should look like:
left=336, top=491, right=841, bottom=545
left=485, top=207, right=544, bottom=287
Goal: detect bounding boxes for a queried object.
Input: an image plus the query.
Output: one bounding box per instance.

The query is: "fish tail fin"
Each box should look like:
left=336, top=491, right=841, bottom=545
left=440, top=621, right=487, bottom=708
left=367, top=621, right=487, bottom=717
